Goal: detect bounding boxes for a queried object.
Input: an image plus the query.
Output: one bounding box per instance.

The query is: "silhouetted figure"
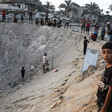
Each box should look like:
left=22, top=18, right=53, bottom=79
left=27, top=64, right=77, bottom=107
left=20, top=67, right=25, bottom=81
left=83, top=36, right=89, bottom=55
left=29, top=11, right=33, bottom=24
left=21, top=12, right=24, bottom=23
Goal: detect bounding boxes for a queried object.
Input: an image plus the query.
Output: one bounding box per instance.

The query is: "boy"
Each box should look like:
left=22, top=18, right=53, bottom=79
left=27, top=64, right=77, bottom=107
left=43, top=53, right=47, bottom=73
left=86, top=18, right=91, bottom=34
left=64, top=16, right=70, bottom=29
left=90, top=33, right=97, bottom=41
left=101, top=25, right=106, bottom=40
left=44, top=60, right=49, bottom=72
left=20, top=67, right=25, bottom=81
left=97, top=42, right=112, bottom=112
left=83, top=36, right=89, bottom=55
left=81, top=17, right=86, bottom=33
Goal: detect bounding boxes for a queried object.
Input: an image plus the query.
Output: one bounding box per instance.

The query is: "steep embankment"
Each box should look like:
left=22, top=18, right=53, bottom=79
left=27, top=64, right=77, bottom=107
left=0, top=23, right=81, bottom=93
left=0, top=23, right=106, bottom=112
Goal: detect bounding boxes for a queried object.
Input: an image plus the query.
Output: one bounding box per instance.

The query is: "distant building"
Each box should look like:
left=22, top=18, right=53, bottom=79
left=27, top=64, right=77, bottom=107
left=0, top=0, right=42, bottom=10
left=0, top=0, right=40, bottom=5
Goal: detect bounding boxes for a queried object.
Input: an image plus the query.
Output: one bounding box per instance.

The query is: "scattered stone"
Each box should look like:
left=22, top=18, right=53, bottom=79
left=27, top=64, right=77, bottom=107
left=69, top=74, right=72, bottom=77
left=61, top=83, right=66, bottom=86
left=0, top=94, right=3, bottom=97
left=50, top=96, right=64, bottom=109
left=64, top=79, right=68, bottom=82
left=8, top=81, right=17, bottom=88
left=56, top=90, right=60, bottom=92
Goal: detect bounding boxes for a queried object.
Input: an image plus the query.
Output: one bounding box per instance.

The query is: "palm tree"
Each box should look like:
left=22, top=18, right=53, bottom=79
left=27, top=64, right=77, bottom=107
left=43, top=1, right=51, bottom=24
left=50, top=5, right=55, bottom=14
left=105, top=11, right=110, bottom=15
left=59, top=0, right=80, bottom=16
left=109, top=4, right=112, bottom=12
left=82, top=2, right=101, bottom=18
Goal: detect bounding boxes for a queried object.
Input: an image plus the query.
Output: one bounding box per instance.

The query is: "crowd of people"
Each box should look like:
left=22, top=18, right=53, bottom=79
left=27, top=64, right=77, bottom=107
left=81, top=17, right=112, bottom=42
left=81, top=17, right=112, bottom=112
left=0, top=9, right=64, bottom=28
left=34, top=17, right=62, bottom=28
left=1, top=8, right=112, bottom=112
left=0, top=9, right=72, bottom=30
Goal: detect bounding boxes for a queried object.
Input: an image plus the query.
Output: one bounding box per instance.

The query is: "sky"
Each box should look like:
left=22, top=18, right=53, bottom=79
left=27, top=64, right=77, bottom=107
left=41, top=0, right=112, bottom=14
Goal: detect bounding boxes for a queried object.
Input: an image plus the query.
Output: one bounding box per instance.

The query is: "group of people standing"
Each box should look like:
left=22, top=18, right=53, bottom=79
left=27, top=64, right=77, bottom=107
left=81, top=17, right=91, bottom=34
left=35, top=17, right=62, bottom=28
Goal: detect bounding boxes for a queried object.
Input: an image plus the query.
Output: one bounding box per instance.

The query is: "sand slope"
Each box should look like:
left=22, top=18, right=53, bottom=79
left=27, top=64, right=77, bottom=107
left=0, top=23, right=107, bottom=112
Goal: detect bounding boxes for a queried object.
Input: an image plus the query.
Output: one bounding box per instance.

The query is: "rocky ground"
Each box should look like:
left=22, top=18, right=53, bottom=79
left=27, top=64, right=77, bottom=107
left=0, top=23, right=107, bottom=112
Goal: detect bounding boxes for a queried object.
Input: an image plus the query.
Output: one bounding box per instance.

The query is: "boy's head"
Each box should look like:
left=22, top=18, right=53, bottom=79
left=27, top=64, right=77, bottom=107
left=44, top=53, right=47, bottom=56
left=102, top=42, right=112, bottom=64
left=102, top=42, right=112, bottom=50
left=84, top=36, right=86, bottom=39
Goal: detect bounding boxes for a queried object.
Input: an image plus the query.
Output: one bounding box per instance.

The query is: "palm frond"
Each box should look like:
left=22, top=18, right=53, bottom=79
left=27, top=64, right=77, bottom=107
left=59, top=3, right=67, bottom=9
left=82, top=2, right=101, bottom=18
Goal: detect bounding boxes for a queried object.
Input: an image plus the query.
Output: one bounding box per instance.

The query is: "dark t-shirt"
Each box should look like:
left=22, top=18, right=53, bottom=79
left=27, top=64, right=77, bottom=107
left=107, top=26, right=112, bottom=35
left=29, top=12, right=33, bottom=17
left=84, top=39, right=89, bottom=47
left=21, top=69, right=25, bottom=75
left=81, top=19, right=86, bottom=27
left=97, top=66, right=112, bottom=103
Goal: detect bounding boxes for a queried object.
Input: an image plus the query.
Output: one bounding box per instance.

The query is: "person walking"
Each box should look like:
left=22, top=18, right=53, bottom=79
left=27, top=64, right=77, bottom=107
left=29, top=11, right=33, bottom=24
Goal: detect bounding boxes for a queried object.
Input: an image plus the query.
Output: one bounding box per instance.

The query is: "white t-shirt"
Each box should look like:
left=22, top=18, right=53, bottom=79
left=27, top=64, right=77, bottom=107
left=65, top=18, right=70, bottom=23
left=43, top=55, right=47, bottom=64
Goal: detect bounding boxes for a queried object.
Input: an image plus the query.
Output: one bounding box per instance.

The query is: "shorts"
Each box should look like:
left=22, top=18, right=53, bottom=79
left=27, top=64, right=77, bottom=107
left=86, top=27, right=90, bottom=32
left=81, top=25, right=85, bottom=30
left=21, top=74, right=24, bottom=78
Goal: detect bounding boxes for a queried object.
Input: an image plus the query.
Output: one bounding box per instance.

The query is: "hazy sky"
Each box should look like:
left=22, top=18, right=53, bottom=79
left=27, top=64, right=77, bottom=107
left=41, top=0, right=112, bottom=14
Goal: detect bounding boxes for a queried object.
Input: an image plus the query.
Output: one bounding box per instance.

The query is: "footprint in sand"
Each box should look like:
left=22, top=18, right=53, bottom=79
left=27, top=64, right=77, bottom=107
left=64, top=79, right=68, bottom=82
left=71, top=71, right=76, bottom=74
left=50, top=96, right=63, bottom=109
left=69, top=74, right=72, bottom=77
left=61, top=83, right=66, bottom=86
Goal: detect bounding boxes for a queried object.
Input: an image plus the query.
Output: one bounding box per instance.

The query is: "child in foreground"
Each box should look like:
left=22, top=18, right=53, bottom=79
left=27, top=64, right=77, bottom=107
left=97, top=42, right=112, bottom=112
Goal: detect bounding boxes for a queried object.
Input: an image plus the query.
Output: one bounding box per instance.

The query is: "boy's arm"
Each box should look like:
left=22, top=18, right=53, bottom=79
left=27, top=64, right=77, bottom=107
left=100, top=86, right=112, bottom=112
